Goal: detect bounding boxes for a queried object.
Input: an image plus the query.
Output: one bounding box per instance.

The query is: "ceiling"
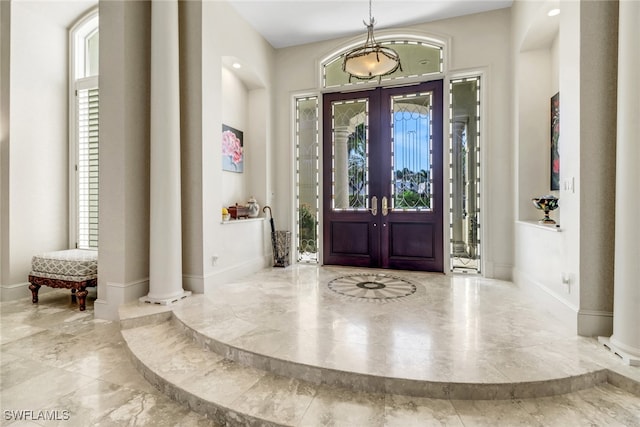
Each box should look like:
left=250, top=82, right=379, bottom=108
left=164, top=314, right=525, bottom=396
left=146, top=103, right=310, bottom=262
left=228, top=0, right=513, bottom=49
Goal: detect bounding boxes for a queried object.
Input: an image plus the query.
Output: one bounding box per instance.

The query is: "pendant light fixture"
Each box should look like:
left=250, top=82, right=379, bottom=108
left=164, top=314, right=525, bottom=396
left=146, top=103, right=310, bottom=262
left=342, top=0, right=402, bottom=82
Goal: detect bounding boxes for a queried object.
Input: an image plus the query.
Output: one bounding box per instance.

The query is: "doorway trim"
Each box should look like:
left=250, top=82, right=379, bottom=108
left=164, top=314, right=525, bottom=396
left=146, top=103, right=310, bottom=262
left=321, top=81, right=445, bottom=271
left=292, top=32, right=487, bottom=271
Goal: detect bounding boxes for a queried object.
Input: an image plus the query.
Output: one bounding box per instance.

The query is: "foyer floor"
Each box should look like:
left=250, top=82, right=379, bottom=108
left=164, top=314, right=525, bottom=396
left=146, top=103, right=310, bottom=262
left=2, top=264, right=639, bottom=426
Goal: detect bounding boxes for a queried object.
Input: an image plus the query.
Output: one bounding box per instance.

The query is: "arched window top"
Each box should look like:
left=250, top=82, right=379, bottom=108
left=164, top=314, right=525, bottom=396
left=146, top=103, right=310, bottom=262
left=71, top=9, right=99, bottom=80
left=321, top=34, right=445, bottom=89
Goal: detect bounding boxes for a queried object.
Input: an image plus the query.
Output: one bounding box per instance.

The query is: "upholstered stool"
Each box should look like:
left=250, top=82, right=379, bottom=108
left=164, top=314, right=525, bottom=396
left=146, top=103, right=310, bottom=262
left=28, top=249, right=98, bottom=311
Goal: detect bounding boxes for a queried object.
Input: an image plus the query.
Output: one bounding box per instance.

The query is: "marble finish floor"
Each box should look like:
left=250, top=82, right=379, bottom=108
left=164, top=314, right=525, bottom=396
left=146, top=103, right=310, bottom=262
left=1, top=290, right=215, bottom=426
left=2, top=264, right=640, bottom=426
left=128, top=265, right=640, bottom=391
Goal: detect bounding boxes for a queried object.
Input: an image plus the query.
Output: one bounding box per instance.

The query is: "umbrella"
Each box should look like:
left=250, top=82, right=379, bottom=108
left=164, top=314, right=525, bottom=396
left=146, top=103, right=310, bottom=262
left=263, top=205, right=275, bottom=233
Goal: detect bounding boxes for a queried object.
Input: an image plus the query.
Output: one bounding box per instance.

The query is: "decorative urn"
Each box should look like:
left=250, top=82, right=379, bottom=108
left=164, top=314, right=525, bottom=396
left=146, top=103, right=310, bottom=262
left=532, top=195, right=559, bottom=224
left=247, top=196, right=260, bottom=218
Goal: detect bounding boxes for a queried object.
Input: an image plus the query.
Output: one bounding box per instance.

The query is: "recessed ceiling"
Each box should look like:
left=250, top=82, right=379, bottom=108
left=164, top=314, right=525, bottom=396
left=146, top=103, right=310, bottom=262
left=228, top=0, right=513, bottom=49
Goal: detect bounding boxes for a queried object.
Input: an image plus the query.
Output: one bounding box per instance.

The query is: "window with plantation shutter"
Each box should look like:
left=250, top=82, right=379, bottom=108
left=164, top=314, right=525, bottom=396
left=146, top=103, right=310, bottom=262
left=70, top=10, right=99, bottom=250
left=76, top=87, right=99, bottom=249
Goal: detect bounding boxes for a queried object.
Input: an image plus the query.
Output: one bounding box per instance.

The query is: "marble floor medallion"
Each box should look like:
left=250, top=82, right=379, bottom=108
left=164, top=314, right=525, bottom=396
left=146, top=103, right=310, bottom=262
left=327, top=273, right=417, bottom=302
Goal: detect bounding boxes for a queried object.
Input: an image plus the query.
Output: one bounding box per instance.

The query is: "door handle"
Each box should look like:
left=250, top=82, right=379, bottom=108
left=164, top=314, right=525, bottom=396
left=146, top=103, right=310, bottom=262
left=369, top=196, right=378, bottom=216
left=382, top=196, right=389, bottom=216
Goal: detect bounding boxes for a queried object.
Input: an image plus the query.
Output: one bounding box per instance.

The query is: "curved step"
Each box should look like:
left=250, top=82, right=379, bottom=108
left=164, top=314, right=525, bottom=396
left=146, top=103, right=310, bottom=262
left=122, top=319, right=308, bottom=426
left=171, top=307, right=611, bottom=400
left=119, top=264, right=640, bottom=402
left=121, top=314, right=640, bottom=427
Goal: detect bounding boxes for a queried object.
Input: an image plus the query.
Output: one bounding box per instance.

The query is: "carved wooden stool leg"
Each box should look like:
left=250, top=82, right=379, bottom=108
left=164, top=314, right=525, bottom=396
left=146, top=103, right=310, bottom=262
left=29, top=283, right=40, bottom=304
left=76, top=288, right=88, bottom=311
left=71, top=288, right=77, bottom=303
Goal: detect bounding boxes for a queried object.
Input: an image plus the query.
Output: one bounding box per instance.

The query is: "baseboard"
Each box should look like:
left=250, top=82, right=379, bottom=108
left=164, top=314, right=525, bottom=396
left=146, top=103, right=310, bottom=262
left=203, top=255, right=271, bottom=293
left=96, top=259, right=274, bottom=320
left=513, top=267, right=579, bottom=332
left=1, top=281, right=55, bottom=302
left=94, top=278, right=149, bottom=321
left=483, top=261, right=513, bottom=281
left=183, top=273, right=205, bottom=294
left=578, top=309, right=613, bottom=337
left=1, top=281, right=28, bottom=301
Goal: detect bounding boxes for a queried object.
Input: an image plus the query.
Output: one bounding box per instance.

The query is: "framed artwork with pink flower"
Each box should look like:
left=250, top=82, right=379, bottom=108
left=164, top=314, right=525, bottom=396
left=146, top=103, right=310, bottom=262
left=222, top=124, right=244, bottom=173
left=550, top=92, right=559, bottom=191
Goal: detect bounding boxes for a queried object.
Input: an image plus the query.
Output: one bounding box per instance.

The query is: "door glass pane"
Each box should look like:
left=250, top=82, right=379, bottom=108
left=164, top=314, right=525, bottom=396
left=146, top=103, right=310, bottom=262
left=391, top=92, right=432, bottom=211
left=449, top=77, right=481, bottom=273
left=295, top=96, right=319, bottom=263
left=331, top=99, right=368, bottom=210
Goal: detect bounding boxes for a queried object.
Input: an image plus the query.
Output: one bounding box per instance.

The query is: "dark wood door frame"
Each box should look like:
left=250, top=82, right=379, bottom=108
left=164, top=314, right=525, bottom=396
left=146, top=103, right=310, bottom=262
left=322, top=80, right=444, bottom=272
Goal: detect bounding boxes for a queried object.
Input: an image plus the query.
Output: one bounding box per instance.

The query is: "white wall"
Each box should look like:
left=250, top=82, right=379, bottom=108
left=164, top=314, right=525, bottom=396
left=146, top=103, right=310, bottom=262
left=273, top=8, right=514, bottom=279
left=1, top=1, right=95, bottom=300
left=181, top=0, right=275, bottom=293
left=512, top=0, right=617, bottom=336
left=0, top=0, right=10, bottom=292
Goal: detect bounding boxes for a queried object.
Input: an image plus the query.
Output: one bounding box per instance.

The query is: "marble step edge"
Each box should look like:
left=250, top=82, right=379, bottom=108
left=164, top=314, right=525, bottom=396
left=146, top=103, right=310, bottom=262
left=121, top=322, right=288, bottom=427
left=122, top=317, right=640, bottom=427
left=119, top=303, right=173, bottom=330
left=168, top=310, right=610, bottom=400
left=606, top=369, right=640, bottom=397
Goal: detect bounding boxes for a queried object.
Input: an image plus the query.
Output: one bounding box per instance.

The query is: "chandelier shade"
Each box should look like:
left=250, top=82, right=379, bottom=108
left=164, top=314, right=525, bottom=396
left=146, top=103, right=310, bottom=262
left=342, top=0, right=402, bottom=82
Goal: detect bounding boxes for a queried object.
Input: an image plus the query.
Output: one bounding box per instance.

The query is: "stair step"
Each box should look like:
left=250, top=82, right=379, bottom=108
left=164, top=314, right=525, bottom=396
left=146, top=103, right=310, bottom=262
left=168, top=296, right=610, bottom=400
left=122, top=316, right=640, bottom=427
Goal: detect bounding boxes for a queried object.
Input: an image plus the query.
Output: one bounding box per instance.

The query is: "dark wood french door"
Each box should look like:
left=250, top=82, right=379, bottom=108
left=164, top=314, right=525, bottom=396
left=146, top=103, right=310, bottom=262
left=322, top=80, right=443, bottom=272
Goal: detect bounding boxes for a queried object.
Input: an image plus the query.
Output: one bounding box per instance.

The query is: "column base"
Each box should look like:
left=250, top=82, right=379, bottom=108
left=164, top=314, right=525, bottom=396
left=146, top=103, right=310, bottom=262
left=139, top=290, right=191, bottom=306
left=598, top=336, right=640, bottom=366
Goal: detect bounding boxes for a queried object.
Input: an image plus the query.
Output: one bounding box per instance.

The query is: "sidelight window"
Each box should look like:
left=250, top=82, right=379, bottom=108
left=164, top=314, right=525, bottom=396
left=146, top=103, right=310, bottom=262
left=449, top=77, right=481, bottom=273
left=295, top=96, right=320, bottom=263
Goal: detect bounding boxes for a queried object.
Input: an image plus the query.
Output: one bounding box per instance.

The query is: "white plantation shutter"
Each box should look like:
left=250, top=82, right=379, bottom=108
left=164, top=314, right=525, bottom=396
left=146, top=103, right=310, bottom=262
left=77, top=86, right=99, bottom=249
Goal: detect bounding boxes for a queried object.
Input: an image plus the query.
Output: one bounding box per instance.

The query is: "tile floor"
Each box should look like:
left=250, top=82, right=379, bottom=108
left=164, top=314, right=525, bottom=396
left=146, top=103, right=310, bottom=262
left=163, top=265, right=635, bottom=390
left=1, top=290, right=215, bottom=427
left=2, top=265, right=640, bottom=426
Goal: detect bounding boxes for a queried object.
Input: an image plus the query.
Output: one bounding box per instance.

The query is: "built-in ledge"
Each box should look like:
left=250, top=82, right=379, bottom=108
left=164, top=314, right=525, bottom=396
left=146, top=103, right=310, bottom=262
left=220, top=217, right=265, bottom=225
left=516, top=220, right=562, bottom=232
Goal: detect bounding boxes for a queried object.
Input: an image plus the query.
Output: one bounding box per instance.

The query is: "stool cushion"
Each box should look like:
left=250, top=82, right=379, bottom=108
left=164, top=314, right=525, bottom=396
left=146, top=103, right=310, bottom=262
left=30, top=249, right=98, bottom=280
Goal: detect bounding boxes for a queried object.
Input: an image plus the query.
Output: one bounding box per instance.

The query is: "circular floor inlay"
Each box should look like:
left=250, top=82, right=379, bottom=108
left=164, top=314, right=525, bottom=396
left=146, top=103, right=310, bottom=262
left=328, top=273, right=417, bottom=302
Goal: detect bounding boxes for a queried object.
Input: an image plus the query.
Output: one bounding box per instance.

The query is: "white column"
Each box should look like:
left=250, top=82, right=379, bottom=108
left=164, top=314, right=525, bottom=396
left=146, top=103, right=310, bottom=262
left=599, top=0, right=640, bottom=366
left=141, top=0, right=190, bottom=304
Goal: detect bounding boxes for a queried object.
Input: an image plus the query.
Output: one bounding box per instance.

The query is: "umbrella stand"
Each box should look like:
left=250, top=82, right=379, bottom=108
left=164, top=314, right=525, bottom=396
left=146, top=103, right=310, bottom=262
left=263, top=206, right=290, bottom=267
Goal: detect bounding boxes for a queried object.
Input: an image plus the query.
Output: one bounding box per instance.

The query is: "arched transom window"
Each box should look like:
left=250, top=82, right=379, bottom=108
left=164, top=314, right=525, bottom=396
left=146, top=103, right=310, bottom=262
left=323, top=38, right=443, bottom=89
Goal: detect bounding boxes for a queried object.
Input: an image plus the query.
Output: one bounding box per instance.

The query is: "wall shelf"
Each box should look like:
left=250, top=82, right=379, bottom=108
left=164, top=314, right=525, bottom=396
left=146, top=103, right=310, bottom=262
left=517, top=220, right=562, bottom=232
left=220, top=217, right=265, bottom=225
